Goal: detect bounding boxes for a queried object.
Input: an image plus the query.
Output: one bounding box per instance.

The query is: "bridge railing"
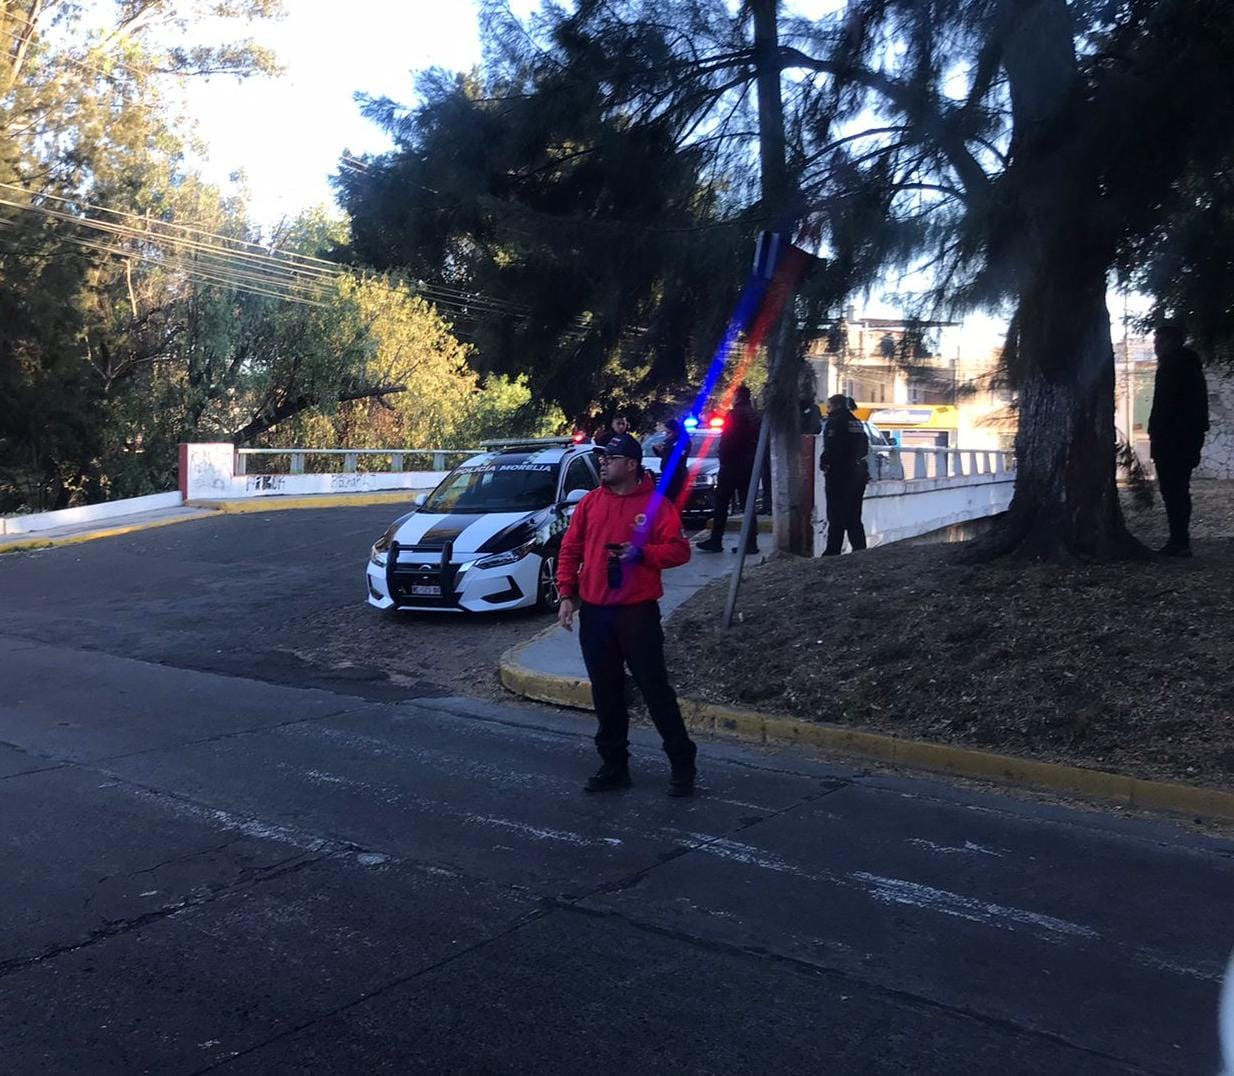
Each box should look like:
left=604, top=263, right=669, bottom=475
left=813, top=439, right=1016, bottom=555
left=235, top=447, right=479, bottom=476
left=886, top=446, right=1016, bottom=482
left=181, top=443, right=479, bottom=502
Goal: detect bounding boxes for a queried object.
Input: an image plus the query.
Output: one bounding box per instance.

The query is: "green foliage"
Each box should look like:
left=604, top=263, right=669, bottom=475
left=0, top=0, right=506, bottom=512
left=335, top=5, right=758, bottom=423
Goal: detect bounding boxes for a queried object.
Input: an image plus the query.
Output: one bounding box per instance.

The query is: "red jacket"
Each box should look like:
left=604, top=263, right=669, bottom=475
left=557, top=474, right=690, bottom=605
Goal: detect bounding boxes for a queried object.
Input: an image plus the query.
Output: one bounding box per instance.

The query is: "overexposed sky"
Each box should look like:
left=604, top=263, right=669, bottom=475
left=179, top=1, right=494, bottom=228
left=178, top=0, right=841, bottom=229
left=169, top=0, right=1017, bottom=349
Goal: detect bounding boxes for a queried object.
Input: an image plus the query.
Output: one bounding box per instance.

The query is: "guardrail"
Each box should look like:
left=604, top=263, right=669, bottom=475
left=883, top=446, right=1015, bottom=481
left=814, top=440, right=1016, bottom=554
left=235, top=447, right=478, bottom=475
left=181, top=443, right=476, bottom=502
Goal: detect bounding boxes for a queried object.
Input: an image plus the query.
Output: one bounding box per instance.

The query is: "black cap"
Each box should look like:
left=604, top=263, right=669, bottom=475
left=598, top=433, right=642, bottom=459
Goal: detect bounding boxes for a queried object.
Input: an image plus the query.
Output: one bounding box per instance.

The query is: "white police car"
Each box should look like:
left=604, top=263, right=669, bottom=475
left=366, top=439, right=599, bottom=613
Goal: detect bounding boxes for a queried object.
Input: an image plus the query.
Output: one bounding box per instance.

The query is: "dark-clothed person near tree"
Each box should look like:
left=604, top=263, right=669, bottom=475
left=653, top=418, right=691, bottom=507
left=556, top=433, right=698, bottom=797
left=820, top=393, right=870, bottom=556
left=1148, top=321, right=1209, bottom=557
left=697, top=384, right=761, bottom=555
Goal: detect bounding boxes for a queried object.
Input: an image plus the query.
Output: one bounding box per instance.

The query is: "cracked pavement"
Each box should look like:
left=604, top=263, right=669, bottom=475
left=0, top=509, right=1231, bottom=1073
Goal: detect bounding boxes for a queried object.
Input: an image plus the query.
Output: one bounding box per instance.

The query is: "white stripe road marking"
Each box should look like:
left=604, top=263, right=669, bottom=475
left=113, top=784, right=332, bottom=851
left=852, top=872, right=1098, bottom=939
left=677, top=833, right=1222, bottom=983
left=678, top=833, right=1094, bottom=941
left=906, top=838, right=1007, bottom=858
left=285, top=763, right=627, bottom=850
left=465, top=815, right=623, bottom=848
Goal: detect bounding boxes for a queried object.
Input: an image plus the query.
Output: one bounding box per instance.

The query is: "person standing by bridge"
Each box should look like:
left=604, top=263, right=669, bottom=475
left=1148, top=320, right=1209, bottom=557
left=556, top=433, right=698, bottom=797
left=820, top=393, right=871, bottom=556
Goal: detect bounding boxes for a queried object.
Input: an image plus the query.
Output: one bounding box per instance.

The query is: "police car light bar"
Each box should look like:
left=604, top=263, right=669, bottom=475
left=478, top=437, right=579, bottom=450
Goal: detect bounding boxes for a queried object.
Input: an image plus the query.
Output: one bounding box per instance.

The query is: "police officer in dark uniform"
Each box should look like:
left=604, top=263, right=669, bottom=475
left=697, top=384, right=761, bottom=555
left=1148, top=320, right=1209, bottom=557
left=820, top=393, right=870, bottom=556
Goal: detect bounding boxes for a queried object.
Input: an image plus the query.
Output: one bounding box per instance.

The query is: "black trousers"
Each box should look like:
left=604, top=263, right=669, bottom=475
left=663, top=464, right=687, bottom=508
left=578, top=601, right=696, bottom=769
left=823, top=475, right=868, bottom=555
left=706, top=462, right=757, bottom=547
left=1155, top=456, right=1196, bottom=546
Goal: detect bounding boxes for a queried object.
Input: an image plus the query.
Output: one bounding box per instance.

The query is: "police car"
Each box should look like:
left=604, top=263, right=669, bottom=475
left=366, top=438, right=599, bottom=613
left=641, top=424, right=722, bottom=517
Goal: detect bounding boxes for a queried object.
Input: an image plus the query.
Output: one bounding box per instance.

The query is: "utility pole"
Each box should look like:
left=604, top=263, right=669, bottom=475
left=751, top=0, right=807, bottom=555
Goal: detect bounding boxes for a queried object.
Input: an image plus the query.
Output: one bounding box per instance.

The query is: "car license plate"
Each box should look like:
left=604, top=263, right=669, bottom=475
left=410, top=585, right=441, bottom=596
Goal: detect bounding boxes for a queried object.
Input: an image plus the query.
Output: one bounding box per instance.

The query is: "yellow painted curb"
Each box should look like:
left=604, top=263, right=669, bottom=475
left=498, top=645, right=1234, bottom=821
left=0, top=513, right=207, bottom=556
left=499, top=627, right=595, bottom=709
left=187, top=491, right=422, bottom=513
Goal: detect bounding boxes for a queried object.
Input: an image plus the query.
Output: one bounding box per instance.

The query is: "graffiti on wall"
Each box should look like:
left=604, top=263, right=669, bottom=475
left=246, top=474, right=287, bottom=493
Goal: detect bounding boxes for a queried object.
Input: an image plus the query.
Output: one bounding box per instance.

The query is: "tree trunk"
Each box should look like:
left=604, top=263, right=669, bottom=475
left=982, top=270, right=1144, bottom=561
left=752, top=0, right=808, bottom=555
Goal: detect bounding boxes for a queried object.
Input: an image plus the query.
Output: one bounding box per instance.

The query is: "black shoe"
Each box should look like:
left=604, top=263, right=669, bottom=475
left=584, top=764, right=631, bottom=793
left=695, top=539, right=723, bottom=553
left=667, top=767, right=696, bottom=798
left=1159, top=542, right=1193, bottom=558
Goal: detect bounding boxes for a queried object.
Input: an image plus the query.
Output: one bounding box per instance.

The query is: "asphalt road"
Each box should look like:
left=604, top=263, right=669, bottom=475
left=0, top=510, right=1231, bottom=1074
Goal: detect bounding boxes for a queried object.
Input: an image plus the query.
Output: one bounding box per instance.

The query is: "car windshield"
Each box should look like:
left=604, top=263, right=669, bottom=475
left=423, top=462, right=558, bottom=514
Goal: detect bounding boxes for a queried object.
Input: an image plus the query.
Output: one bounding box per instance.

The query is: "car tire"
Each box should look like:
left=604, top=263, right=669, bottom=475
left=536, top=553, right=560, bottom=612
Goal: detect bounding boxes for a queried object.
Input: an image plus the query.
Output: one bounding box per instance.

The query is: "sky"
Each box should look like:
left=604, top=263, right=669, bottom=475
left=167, top=0, right=1040, bottom=353
left=178, top=0, right=842, bottom=231
left=178, top=1, right=502, bottom=228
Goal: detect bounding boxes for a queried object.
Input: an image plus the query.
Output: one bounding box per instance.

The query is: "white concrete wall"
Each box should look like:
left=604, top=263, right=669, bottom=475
left=181, top=443, right=447, bottom=501
left=812, top=440, right=1014, bottom=554
left=1197, top=371, right=1234, bottom=479
left=1, top=491, right=184, bottom=536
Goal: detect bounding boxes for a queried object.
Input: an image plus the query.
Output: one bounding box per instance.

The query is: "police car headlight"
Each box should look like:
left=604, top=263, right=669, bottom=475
left=474, top=541, right=535, bottom=571
left=694, top=473, right=717, bottom=487
left=370, top=521, right=400, bottom=566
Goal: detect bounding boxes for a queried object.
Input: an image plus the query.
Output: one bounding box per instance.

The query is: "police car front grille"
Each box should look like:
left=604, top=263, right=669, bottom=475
left=388, top=559, right=461, bottom=608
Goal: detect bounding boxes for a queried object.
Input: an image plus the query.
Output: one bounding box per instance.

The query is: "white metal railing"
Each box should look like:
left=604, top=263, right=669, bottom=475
left=872, top=446, right=1015, bottom=483
left=235, top=447, right=480, bottom=476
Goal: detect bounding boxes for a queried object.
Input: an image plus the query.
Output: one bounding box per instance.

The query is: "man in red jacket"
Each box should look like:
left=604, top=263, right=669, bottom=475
left=557, top=432, right=698, bottom=796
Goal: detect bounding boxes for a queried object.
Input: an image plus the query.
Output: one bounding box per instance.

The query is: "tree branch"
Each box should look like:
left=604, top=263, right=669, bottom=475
left=230, top=382, right=407, bottom=445
left=776, top=45, right=993, bottom=198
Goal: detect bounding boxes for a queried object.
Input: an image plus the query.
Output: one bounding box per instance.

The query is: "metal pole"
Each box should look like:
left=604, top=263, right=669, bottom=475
left=723, top=316, right=791, bottom=629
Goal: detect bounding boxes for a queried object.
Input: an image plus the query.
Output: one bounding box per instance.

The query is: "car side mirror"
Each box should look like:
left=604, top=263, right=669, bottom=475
left=412, top=493, right=427, bottom=509
left=561, top=488, right=588, bottom=507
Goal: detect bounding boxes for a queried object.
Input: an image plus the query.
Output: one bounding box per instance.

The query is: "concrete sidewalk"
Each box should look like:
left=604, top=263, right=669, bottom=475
left=500, top=536, right=1234, bottom=823
left=503, top=538, right=765, bottom=706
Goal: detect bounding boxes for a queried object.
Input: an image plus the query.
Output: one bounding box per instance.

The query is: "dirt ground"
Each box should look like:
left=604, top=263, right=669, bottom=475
left=665, top=480, right=1234, bottom=790
left=292, top=602, right=555, bottom=700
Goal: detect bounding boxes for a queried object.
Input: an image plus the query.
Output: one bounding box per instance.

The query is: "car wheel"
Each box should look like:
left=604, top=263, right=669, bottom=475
left=536, top=554, right=560, bottom=612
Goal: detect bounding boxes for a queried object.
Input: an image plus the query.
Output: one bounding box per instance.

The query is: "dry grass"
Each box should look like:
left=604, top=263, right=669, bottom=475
left=666, top=481, right=1234, bottom=789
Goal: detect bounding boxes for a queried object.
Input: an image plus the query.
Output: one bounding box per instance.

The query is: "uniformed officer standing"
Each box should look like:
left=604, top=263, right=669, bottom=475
left=820, top=393, right=870, bottom=556
left=1148, top=320, right=1209, bottom=556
